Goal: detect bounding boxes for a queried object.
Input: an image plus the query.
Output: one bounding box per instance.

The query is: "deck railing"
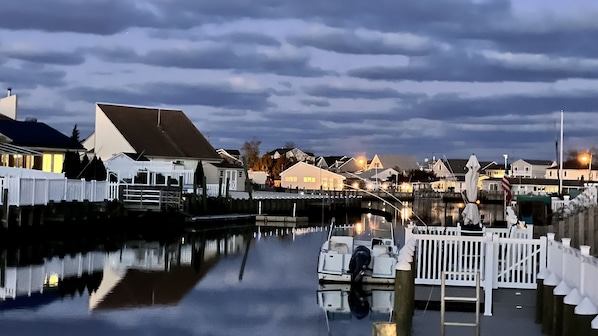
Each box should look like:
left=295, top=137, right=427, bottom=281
left=0, top=177, right=109, bottom=206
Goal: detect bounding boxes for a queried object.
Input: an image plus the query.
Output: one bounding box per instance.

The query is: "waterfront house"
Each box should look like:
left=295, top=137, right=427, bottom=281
left=280, top=162, right=345, bottom=190
left=217, top=149, right=243, bottom=165
left=83, top=103, right=221, bottom=185
left=355, top=167, right=399, bottom=190
left=481, top=176, right=584, bottom=195
left=483, top=162, right=507, bottom=178
left=545, top=160, right=598, bottom=182
left=0, top=90, right=83, bottom=174
left=511, top=159, right=555, bottom=178
left=315, top=155, right=361, bottom=173
left=268, top=147, right=315, bottom=164
left=368, top=154, right=419, bottom=174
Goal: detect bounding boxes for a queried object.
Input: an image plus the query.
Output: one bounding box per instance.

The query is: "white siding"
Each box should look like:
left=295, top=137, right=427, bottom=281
left=94, top=105, right=135, bottom=160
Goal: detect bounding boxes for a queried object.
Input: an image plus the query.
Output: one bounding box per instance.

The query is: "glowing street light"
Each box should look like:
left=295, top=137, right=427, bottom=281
left=579, top=152, right=593, bottom=181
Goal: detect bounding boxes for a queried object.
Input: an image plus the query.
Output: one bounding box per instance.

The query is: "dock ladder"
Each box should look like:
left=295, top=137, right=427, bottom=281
left=440, top=271, right=480, bottom=336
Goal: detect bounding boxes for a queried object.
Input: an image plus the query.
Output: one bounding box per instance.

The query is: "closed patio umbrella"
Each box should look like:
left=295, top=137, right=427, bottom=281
left=461, top=154, right=481, bottom=226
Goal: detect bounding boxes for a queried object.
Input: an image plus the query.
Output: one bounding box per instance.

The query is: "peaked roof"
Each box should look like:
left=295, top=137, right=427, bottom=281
left=441, top=158, right=495, bottom=174
left=0, top=120, right=82, bottom=150
left=375, top=155, right=419, bottom=171
left=517, top=159, right=555, bottom=165
left=122, top=152, right=150, bottom=161
left=98, top=103, right=219, bottom=160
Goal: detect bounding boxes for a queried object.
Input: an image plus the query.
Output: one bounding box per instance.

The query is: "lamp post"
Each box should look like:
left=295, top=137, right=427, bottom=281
left=580, top=152, right=592, bottom=181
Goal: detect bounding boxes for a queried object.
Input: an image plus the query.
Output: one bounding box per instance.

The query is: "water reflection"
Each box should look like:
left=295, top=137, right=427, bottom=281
left=317, top=283, right=394, bottom=324
left=0, top=227, right=255, bottom=312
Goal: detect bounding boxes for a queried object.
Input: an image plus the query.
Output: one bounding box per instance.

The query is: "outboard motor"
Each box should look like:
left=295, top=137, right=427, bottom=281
left=348, top=245, right=371, bottom=284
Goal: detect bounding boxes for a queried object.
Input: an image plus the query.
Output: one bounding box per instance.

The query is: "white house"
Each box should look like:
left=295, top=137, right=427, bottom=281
left=545, top=161, right=598, bottom=182
left=268, top=147, right=315, bottom=164
left=280, top=162, right=345, bottom=190
left=368, top=154, right=419, bottom=174
left=83, top=103, right=223, bottom=186
left=511, top=159, right=555, bottom=178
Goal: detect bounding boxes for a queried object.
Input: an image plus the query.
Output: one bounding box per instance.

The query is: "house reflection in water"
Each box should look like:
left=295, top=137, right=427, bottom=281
left=0, top=232, right=248, bottom=312
left=89, top=234, right=247, bottom=312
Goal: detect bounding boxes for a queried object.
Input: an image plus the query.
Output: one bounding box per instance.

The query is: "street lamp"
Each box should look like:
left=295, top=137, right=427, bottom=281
left=580, top=152, right=592, bottom=181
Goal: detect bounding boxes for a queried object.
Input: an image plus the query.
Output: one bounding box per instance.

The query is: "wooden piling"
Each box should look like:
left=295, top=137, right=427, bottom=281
left=542, top=272, right=559, bottom=335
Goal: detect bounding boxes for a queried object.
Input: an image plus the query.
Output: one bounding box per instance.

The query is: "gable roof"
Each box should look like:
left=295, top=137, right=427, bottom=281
left=0, top=120, right=82, bottom=150
left=122, top=152, right=150, bottom=161
left=98, top=103, right=219, bottom=160
left=373, top=155, right=420, bottom=171
left=441, top=158, right=496, bottom=175
left=517, top=159, right=555, bottom=166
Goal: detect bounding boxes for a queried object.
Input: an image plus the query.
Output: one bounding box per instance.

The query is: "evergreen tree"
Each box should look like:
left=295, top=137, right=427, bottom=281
left=71, top=124, right=81, bottom=144
left=62, top=151, right=81, bottom=179
left=79, top=154, right=90, bottom=179
left=96, top=158, right=107, bottom=181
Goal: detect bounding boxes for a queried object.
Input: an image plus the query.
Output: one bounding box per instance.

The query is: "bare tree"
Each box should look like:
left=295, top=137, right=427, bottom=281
left=241, top=139, right=261, bottom=169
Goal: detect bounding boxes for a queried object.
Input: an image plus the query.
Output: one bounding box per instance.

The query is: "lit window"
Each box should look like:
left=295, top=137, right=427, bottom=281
left=285, top=176, right=297, bottom=182
left=42, top=153, right=53, bottom=172
left=53, top=154, right=64, bottom=173
left=304, top=177, right=316, bottom=183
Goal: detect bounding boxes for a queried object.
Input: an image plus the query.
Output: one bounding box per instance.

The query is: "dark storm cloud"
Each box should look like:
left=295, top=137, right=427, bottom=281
left=348, top=50, right=598, bottom=82
left=89, top=46, right=331, bottom=77
left=303, top=84, right=424, bottom=100
left=3, top=49, right=85, bottom=66
left=0, top=0, right=166, bottom=35
left=299, top=98, right=330, bottom=107
left=288, top=29, right=437, bottom=56
left=397, top=90, right=598, bottom=120
left=65, top=82, right=276, bottom=110
left=0, top=63, right=66, bottom=89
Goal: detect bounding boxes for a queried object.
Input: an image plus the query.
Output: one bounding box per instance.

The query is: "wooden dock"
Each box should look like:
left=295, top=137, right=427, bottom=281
left=255, top=215, right=309, bottom=227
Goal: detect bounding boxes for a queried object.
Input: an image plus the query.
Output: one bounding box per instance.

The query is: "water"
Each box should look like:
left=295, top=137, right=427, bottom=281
left=0, top=223, right=393, bottom=336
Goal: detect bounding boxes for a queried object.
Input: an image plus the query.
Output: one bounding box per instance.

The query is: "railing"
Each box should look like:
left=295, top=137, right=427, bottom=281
left=416, top=224, right=533, bottom=239
left=120, top=185, right=182, bottom=211
left=544, top=234, right=598, bottom=314
left=0, top=177, right=109, bottom=206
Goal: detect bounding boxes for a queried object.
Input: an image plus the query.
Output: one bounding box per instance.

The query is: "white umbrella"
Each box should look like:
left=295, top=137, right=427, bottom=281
left=461, top=154, right=481, bottom=226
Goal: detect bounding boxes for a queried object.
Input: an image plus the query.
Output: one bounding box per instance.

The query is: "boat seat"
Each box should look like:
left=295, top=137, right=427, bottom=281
left=371, top=245, right=388, bottom=257
left=329, top=242, right=350, bottom=254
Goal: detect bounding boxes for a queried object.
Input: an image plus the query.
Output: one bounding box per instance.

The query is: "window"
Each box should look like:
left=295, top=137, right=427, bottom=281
left=220, top=171, right=223, bottom=177
left=525, top=167, right=529, bottom=171
left=304, top=177, right=316, bottom=183
left=514, top=167, right=518, bottom=171
left=549, top=171, right=552, bottom=177
left=285, top=176, right=297, bottom=182
left=239, top=171, right=243, bottom=178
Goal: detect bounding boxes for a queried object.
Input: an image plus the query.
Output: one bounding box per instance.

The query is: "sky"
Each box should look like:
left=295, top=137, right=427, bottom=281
left=1, top=0, right=598, bottom=163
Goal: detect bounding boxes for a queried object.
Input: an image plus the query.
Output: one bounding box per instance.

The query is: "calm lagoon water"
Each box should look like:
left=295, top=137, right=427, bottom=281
left=0, top=223, right=393, bottom=336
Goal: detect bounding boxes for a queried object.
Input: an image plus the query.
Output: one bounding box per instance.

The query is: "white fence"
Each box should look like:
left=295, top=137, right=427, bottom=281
left=407, top=224, right=546, bottom=316
left=0, top=176, right=109, bottom=206
left=544, top=233, right=598, bottom=318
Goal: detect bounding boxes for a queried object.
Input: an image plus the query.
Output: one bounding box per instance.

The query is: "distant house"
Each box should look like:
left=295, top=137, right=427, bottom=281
left=268, top=147, right=315, bottom=164
left=83, top=103, right=222, bottom=186
left=354, top=167, right=399, bottom=190
left=482, top=177, right=584, bottom=196
left=545, top=160, right=598, bottom=182
left=280, top=162, right=345, bottom=190
left=316, top=155, right=361, bottom=173
left=368, top=154, right=419, bottom=174
left=483, top=163, right=507, bottom=178
left=511, top=159, right=555, bottom=179
left=217, top=149, right=243, bottom=165
left=0, top=91, right=82, bottom=174
left=433, top=158, right=496, bottom=180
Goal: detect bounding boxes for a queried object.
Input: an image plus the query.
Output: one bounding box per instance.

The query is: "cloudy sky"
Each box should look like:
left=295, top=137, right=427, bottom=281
left=1, top=0, right=598, bottom=162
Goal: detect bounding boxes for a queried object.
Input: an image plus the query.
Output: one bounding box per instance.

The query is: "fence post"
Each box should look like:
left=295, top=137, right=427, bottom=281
left=44, top=178, right=49, bottom=204
left=394, top=240, right=415, bottom=336
left=536, top=236, right=548, bottom=323
left=80, top=178, right=85, bottom=201
left=554, top=238, right=572, bottom=335
left=543, top=235, right=562, bottom=335
left=483, top=232, right=494, bottom=316
left=574, top=246, right=598, bottom=336
left=31, top=177, right=36, bottom=206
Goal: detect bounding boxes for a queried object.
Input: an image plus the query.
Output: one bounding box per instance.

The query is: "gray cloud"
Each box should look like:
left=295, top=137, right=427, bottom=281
left=149, top=30, right=281, bottom=46
left=303, top=84, right=424, bottom=100
left=3, top=49, right=85, bottom=66
left=299, top=98, right=330, bottom=107
left=348, top=50, right=598, bottom=82
left=0, top=0, right=166, bottom=35
left=0, top=63, right=66, bottom=89
left=89, top=45, right=331, bottom=77
left=64, top=82, right=276, bottom=110
left=288, top=28, right=438, bottom=55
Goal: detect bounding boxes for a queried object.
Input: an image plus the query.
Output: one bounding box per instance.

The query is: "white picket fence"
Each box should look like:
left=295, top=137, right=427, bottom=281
left=0, top=176, right=110, bottom=206
left=407, top=224, right=546, bottom=316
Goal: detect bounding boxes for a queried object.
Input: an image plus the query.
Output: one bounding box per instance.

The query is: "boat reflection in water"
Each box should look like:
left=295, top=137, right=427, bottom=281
left=0, top=228, right=251, bottom=312
left=317, top=283, right=394, bottom=332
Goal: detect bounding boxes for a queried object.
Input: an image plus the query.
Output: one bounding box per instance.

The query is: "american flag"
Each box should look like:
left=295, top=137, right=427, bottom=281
left=501, top=170, right=512, bottom=204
